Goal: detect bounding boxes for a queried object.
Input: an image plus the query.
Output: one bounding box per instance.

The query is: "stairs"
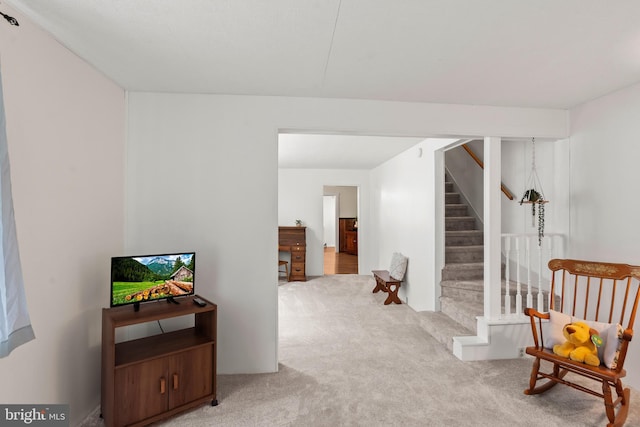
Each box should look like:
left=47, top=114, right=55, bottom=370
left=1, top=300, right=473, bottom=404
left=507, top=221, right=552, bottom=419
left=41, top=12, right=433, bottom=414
left=419, top=176, right=484, bottom=350
left=418, top=175, right=553, bottom=353
left=442, top=178, right=483, bottom=280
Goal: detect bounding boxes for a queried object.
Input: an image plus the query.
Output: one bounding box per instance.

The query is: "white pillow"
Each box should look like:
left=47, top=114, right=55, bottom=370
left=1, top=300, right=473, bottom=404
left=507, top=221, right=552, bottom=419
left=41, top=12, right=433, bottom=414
left=544, top=309, right=623, bottom=369
left=544, top=309, right=571, bottom=349
left=581, top=318, right=624, bottom=369
left=389, top=252, right=408, bottom=280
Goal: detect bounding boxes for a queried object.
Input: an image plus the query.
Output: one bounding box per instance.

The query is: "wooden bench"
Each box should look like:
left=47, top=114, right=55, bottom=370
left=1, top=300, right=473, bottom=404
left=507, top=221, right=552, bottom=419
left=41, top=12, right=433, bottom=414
left=372, top=270, right=402, bottom=305
left=524, top=258, right=640, bottom=427
left=371, top=253, right=408, bottom=305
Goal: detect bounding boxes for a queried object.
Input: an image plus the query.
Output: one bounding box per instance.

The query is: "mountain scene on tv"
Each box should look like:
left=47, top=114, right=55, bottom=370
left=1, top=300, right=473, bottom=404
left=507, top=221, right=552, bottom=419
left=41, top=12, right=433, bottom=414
left=111, top=253, right=194, bottom=306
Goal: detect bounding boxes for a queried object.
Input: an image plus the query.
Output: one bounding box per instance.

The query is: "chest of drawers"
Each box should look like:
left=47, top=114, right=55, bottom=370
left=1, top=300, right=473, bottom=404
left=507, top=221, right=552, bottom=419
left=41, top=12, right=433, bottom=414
left=278, top=226, right=306, bottom=281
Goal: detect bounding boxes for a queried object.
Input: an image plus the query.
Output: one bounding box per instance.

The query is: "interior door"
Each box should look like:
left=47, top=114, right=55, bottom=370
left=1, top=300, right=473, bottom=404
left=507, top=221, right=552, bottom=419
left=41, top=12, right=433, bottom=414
left=168, top=345, right=213, bottom=409
left=114, top=359, right=168, bottom=426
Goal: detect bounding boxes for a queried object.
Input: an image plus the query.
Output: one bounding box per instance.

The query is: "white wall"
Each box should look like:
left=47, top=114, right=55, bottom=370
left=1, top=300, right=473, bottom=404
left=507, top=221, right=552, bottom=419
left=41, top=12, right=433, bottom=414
left=322, top=195, right=337, bottom=247
left=11, top=0, right=640, bottom=415
left=326, top=185, right=358, bottom=218
left=371, top=143, right=432, bottom=308
left=126, top=91, right=567, bottom=377
left=279, top=169, right=372, bottom=275
left=569, top=81, right=640, bottom=388
left=0, top=5, right=125, bottom=425
left=501, top=137, right=569, bottom=277
left=445, top=140, right=485, bottom=223
left=445, top=138, right=565, bottom=238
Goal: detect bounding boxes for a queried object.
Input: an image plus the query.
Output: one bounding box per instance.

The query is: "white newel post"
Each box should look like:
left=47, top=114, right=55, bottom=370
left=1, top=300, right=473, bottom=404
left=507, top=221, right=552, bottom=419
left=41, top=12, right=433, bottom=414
left=484, top=136, right=502, bottom=320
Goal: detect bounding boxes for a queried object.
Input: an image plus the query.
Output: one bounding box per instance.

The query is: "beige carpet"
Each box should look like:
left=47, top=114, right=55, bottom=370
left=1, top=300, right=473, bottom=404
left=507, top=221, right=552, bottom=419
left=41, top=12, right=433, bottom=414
left=84, top=274, right=640, bottom=426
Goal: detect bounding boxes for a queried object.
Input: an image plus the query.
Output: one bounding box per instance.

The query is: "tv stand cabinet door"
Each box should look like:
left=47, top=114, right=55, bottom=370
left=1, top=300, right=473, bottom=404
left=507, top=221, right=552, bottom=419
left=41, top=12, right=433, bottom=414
left=168, top=345, right=213, bottom=409
left=114, top=359, right=168, bottom=426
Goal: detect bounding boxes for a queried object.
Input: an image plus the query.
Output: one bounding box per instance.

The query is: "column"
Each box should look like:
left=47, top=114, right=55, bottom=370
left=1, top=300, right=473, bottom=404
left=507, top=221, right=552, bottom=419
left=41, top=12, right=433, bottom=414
left=483, top=136, right=502, bottom=320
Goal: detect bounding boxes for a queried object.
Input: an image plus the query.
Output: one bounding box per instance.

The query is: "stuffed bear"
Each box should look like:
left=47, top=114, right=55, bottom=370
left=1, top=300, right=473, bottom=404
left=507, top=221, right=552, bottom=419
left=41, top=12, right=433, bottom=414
left=553, top=321, right=601, bottom=366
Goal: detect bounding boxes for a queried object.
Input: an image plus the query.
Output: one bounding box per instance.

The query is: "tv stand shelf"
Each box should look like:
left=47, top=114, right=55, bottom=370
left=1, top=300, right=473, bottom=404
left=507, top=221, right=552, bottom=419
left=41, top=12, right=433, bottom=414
left=115, top=328, right=212, bottom=367
left=101, top=295, right=217, bottom=427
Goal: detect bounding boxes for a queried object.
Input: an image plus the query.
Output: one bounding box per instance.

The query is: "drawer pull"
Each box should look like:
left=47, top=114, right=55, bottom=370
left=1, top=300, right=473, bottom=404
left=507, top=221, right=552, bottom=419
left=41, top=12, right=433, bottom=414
left=173, top=373, right=179, bottom=390
left=160, top=377, right=166, bottom=394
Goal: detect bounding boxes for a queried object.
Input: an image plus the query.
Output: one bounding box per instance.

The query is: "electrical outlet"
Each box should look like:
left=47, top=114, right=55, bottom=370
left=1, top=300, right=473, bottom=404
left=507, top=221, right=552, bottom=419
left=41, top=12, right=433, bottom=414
left=518, top=348, right=525, bottom=358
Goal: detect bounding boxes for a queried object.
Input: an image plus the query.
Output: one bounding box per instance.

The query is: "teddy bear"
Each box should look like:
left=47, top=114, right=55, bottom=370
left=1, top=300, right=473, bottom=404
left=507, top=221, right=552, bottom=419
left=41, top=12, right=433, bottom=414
left=552, top=321, right=601, bottom=366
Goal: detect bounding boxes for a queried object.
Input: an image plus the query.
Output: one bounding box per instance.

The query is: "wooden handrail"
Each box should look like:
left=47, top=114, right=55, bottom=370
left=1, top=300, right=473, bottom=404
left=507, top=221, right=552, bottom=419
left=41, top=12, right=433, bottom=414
left=462, top=144, right=514, bottom=200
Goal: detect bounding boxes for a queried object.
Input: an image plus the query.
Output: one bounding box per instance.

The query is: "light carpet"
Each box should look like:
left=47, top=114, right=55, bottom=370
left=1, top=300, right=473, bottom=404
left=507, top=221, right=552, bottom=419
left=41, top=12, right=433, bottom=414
left=83, top=274, right=640, bottom=426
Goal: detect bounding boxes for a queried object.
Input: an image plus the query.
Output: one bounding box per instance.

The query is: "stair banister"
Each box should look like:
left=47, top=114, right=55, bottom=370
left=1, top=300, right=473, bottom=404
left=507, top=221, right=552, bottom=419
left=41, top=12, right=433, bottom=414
left=501, top=233, right=565, bottom=317
left=462, top=144, right=514, bottom=200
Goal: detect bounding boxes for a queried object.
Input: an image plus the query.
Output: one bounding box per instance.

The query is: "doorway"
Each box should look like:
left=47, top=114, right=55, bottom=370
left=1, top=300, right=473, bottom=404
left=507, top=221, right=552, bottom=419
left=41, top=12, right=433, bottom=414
left=323, top=185, right=358, bottom=275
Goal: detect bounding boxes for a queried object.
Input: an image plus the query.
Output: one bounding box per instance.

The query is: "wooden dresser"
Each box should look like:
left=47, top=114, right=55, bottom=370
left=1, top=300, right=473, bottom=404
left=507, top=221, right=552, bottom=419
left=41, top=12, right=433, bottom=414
left=279, top=226, right=306, bottom=281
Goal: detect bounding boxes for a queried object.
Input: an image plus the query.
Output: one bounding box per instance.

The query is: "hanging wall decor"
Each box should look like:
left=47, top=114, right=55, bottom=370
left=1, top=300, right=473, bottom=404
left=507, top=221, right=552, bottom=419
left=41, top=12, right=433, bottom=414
left=0, top=9, right=19, bottom=26
left=519, top=138, right=548, bottom=246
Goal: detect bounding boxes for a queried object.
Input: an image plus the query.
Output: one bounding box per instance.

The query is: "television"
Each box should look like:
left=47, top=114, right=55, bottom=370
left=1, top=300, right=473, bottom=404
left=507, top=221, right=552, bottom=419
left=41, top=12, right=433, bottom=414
left=110, top=252, right=195, bottom=309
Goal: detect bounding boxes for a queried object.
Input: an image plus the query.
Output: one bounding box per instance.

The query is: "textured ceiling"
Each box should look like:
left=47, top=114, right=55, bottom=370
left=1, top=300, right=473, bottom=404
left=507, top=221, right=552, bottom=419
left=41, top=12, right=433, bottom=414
left=4, top=1, right=640, bottom=169
left=6, top=0, right=640, bottom=109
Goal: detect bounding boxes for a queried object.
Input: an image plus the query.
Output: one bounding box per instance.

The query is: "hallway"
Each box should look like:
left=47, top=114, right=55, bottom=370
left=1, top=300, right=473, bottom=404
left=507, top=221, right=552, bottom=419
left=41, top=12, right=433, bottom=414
left=323, top=246, right=358, bottom=275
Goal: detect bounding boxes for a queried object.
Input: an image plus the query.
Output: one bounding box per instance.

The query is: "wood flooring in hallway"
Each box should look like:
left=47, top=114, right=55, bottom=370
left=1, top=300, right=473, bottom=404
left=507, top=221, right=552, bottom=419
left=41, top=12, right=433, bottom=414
left=323, top=246, right=358, bottom=275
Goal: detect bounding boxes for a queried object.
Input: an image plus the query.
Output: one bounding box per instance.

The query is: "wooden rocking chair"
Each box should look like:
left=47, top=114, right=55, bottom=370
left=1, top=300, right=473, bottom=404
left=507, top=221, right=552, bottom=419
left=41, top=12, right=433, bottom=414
left=524, top=259, right=640, bottom=427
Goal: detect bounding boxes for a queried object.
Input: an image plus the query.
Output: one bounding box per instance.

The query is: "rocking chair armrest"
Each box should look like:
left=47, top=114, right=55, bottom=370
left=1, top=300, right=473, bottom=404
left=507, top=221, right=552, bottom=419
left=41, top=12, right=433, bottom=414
left=524, top=307, right=550, bottom=320
left=608, top=329, right=637, bottom=375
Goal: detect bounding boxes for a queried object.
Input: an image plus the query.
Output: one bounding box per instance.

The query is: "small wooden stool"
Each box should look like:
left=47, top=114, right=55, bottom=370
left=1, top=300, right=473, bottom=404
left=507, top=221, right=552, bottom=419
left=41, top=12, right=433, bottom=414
left=278, top=260, right=289, bottom=280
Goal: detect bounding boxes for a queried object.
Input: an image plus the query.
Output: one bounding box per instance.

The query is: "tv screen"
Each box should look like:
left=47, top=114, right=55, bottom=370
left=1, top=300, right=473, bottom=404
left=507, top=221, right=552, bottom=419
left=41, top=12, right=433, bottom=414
left=110, top=252, right=195, bottom=308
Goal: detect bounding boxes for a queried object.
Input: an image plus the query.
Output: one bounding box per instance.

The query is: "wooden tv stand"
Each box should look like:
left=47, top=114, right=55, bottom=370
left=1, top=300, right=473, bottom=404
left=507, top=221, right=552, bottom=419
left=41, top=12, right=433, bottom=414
left=101, top=295, right=217, bottom=427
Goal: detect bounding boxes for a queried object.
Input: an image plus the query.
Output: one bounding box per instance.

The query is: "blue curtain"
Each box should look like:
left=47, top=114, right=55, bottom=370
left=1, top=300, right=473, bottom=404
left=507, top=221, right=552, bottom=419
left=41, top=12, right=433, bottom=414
left=0, top=66, right=34, bottom=357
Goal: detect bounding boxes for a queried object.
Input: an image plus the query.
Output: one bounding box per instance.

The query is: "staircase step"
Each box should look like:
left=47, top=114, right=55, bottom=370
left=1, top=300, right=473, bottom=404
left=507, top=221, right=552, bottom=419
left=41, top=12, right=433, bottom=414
left=417, top=311, right=474, bottom=352
left=441, top=278, right=555, bottom=311
left=438, top=172, right=484, bottom=350
left=445, top=204, right=468, bottom=217
left=445, top=182, right=454, bottom=193
left=445, top=193, right=461, bottom=204
left=445, top=245, right=483, bottom=263
left=441, top=279, right=484, bottom=304
left=445, top=230, right=483, bottom=246
left=442, top=262, right=484, bottom=280
left=445, top=217, right=476, bottom=231
left=440, top=296, right=482, bottom=333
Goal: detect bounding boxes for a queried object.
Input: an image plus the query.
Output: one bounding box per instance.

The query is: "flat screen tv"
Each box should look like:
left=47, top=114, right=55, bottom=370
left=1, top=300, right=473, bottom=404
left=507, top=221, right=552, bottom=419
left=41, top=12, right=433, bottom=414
left=110, top=252, right=195, bottom=309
